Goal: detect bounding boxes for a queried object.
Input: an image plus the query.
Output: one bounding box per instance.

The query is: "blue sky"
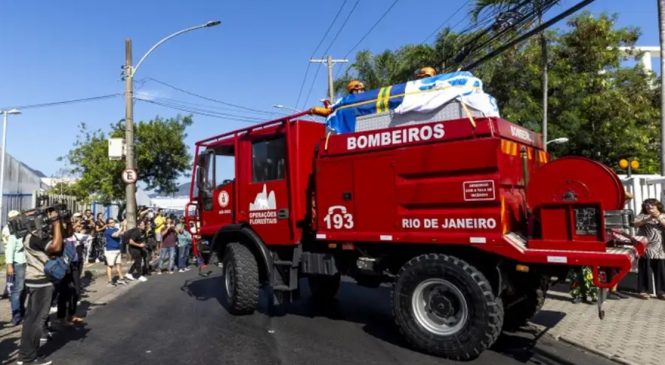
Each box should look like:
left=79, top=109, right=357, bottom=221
left=0, top=0, right=658, bottom=183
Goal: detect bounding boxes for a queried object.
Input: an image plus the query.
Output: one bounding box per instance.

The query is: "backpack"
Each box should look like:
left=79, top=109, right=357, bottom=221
left=44, top=240, right=78, bottom=282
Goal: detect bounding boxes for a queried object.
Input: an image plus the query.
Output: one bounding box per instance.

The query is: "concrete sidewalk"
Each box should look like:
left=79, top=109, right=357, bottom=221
left=531, top=285, right=665, bottom=365
left=0, top=260, right=135, bottom=364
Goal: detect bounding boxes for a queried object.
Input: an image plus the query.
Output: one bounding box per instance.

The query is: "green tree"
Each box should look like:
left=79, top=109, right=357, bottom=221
left=485, top=14, right=659, bottom=172
left=63, top=115, right=193, bottom=204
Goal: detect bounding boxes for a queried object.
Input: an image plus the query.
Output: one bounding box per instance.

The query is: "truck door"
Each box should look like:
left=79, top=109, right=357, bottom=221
left=197, top=146, right=235, bottom=237
left=239, top=135, right=293, bottom=244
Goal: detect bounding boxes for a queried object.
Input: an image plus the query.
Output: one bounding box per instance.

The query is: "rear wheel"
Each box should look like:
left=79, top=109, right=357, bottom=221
left=392, top=253, right=503, bottom=360
left=308, top=273, right=341, bottom=302
left=503, top=277, right=548, bottom=331
left=223, top=243, right=259, bottom=315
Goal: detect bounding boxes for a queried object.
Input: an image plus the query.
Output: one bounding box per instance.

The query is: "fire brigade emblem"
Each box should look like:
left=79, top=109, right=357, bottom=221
left=218, top=190, right=230, bottom=208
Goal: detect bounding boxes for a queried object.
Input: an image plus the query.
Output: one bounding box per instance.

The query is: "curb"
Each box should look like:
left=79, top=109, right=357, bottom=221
left=1, top=261, right=132, bottom=288
left=554, top=335, right=639, bottom=365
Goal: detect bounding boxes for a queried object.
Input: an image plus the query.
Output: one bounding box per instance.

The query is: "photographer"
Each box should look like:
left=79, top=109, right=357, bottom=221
left=18, top=210, right=63, bottom=365
left=158, top=217, right=177, bottom=274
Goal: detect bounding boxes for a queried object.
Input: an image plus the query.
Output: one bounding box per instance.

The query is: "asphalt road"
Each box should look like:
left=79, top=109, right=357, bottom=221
left=43, top=268, right=615, bottom=365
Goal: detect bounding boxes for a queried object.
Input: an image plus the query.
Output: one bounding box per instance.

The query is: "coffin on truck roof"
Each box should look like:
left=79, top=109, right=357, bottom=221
left=326, top=71, right=500, bottom=134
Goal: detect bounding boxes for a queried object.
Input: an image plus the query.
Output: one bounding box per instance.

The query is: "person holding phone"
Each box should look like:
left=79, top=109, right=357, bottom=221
left=634, top=198, right=665, bottom=299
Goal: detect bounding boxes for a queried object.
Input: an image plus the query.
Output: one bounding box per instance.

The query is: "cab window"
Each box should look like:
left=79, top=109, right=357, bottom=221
left=252, top=137, right=285, bottom=182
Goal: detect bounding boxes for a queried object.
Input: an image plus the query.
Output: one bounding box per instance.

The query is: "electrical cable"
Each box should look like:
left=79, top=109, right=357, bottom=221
left=333, top=0, right=400, bottom=80
left=143, top=78, right=274, bottom=115
left=294, top=0, right=349, bottom=108
left=342, top=0, right=400, bottom=59
left=146, top=96, right=267, bottom=121
left=422, top=0, right=472, bottom=43
left=450, top=0, right=560, bottom=70
left=137, top=97, right=262, bottom=124
left=1, top=93, right=122, bottom=111
left=302, top=0, right=360, bottom=108
left=463, top=0, right=595, bottom=70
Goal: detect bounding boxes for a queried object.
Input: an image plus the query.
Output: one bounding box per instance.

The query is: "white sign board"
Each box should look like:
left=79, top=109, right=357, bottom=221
left=109, top=138, right=125, bottom=160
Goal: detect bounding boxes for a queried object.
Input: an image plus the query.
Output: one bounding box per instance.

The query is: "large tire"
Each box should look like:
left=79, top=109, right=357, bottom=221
left=392, top=254, right=503, bottom=360
left=223, top=243, right=259, bottom=315
left=308, top=273, right=341, bottom=302
left=503, top=279, right=548, bottom=331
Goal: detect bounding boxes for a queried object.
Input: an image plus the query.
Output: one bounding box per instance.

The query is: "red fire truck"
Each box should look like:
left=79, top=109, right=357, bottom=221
left=186, top=109, right=643, bottom=360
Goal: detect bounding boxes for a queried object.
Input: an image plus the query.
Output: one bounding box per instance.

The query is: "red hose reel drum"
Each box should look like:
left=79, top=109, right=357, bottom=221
left=527, top=157, right=625, bottom=210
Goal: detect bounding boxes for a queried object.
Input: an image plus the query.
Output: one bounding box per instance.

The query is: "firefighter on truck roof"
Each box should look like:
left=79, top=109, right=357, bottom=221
left=414, top=66, right=436, bottom=79
left=310, top=79, right=366, bottom=117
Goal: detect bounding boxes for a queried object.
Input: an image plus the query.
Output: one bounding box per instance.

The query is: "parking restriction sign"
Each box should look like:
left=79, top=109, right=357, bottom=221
left=122, top=169, right=137, bottom=184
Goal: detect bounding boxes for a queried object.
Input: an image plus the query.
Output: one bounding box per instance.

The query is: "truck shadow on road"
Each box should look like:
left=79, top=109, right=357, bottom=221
left=181, top=272, right=569, bottom=363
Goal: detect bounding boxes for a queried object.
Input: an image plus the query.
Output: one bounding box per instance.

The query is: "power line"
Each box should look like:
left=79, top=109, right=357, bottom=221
left=0, top=93, right=122, bottom=111
left=137, top=97, right=262, bottom=124
left=146, top=96, right=266, bottom=121
left=295, top=0, right=349, bottom=108
left=463, top=0, right=594, bottom=70
left=302, top=1, right=359, bottom=108
left=342, top=0, right=400, bottom=59
left=143, top=78, right=275, bottom=115
left=321, top=0, right=360, bottom=57
left=449, top=0, right=559, bottom=70
left=422, top=0, right=472, bottom=43
left=333, top=0, right=400, bottom=80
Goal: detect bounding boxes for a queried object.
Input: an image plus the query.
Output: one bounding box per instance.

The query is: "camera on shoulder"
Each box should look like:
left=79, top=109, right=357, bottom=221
left=7, top=204, right=72, bottom=239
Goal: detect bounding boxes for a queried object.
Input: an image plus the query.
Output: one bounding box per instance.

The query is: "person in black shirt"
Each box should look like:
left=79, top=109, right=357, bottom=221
left=125, top=220, right=148, bottom=282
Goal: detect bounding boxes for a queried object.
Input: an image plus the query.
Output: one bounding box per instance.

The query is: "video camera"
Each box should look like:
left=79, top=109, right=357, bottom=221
left=7, top=204, right=72, bottom=239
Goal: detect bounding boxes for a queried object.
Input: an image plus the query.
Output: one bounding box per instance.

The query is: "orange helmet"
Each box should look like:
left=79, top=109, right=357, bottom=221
left=346, top=80, right=365, bottom=93
left=415, top=66, right=436, bottom=79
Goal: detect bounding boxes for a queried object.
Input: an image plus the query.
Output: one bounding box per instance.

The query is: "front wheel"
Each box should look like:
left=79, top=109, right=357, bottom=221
left=392, top=253, right=503, bottom=360
left=223, top=243, right=259, bottom=315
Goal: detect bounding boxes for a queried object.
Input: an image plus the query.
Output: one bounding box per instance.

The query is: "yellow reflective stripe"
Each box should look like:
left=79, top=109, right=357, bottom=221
left=375, top=87, right=386, bottom=113
left=382, top=86, right=392, bottom=112
left=375, top=86, right=392, bottom=113
left=510, top=142, right=518, bottom=156
left=501, top=196, right=508, bottom=234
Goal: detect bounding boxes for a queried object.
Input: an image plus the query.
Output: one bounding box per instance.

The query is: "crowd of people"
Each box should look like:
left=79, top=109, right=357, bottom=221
left=2, top=206, right=205, bottom=364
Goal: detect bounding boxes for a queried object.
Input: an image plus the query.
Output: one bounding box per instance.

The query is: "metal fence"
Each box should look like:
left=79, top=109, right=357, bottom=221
left=33, top=191, right=87, bottom=213
left=619, top=174, right=665, bottom=213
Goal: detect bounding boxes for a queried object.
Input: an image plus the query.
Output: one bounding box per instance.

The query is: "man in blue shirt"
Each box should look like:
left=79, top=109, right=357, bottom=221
left=104, top=218, right=127, bottom=287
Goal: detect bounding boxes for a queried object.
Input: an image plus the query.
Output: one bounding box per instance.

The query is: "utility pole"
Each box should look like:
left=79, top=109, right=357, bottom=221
left=538, top=1, right=549, bottom=152
left=310, top=55, right=348, bottom=102
left=659, top=0, right=665, bottom=175
left=124, top=39, right=137, bottom=228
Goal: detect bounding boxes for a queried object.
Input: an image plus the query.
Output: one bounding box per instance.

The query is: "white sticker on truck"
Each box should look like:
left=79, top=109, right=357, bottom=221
left=547, top=256, right=568, bottom=264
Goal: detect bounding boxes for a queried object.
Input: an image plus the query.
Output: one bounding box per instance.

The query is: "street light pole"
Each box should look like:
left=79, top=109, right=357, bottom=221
left=123, top=20, right=220, bottom=229
left=0, top=109, right=21, bottom=225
